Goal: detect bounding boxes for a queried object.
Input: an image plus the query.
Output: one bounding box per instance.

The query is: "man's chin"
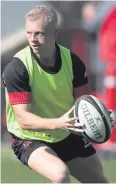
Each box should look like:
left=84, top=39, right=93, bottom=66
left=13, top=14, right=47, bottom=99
left=32, top=49, right=40, bottom=55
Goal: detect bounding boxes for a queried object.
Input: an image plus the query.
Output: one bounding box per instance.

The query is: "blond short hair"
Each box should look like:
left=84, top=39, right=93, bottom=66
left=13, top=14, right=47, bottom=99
left=25, top=5, right=58, bottom=29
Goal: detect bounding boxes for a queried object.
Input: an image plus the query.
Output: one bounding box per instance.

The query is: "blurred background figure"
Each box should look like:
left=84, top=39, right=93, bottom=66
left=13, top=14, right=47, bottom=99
left=81, top=1, right=116, bottom=92
left=1, top=1, right=116, bottom=183
left=81, top=2, right=97, bottom=22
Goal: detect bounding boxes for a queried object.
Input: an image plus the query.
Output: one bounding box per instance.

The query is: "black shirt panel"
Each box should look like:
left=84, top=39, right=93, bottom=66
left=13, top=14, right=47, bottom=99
left=71, top=53, right=88, bottom=88
left=2, top=58, right=31, bottom=93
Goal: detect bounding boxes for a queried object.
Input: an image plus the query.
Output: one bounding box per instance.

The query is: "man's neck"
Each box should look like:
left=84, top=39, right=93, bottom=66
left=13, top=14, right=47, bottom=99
left=37, top=44, right=56, bottom=63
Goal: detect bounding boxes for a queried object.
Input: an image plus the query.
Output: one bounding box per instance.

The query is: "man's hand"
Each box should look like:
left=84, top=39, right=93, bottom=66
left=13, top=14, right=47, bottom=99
left=109, top=110, right=116, bottom=128
left=109, top=110, right=116, bottom=122
left=57, top=106, right=84, bottom=135
left=67, top=119, right=84, bottom=135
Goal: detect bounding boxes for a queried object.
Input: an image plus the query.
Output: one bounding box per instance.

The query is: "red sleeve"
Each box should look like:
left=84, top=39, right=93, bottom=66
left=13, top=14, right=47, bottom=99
left=99, top=7, right=116, bottom=62
left=8, top=92, right=31, bottom=105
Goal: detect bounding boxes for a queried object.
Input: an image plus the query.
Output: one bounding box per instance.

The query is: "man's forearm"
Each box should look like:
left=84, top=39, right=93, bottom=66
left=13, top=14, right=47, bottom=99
left=17, top=111, right=59, bottom=131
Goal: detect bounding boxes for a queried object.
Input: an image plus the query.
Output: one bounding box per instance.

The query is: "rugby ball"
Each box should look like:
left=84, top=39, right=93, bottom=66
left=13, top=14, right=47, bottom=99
left=75, top=95, right=112, bottom=144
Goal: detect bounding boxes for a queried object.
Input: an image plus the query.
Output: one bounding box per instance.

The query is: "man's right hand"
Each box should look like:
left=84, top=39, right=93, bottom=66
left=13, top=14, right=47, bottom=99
left=56, top=106, right=84, bottom=134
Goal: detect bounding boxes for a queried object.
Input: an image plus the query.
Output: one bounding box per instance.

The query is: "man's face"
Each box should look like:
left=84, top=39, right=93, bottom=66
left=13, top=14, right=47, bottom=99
left=26, top=19, right=56, bottom=56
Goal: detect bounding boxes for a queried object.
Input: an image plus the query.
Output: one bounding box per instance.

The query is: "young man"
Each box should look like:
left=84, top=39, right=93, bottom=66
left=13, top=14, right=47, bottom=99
left=2, top=5, right=109, bottom=183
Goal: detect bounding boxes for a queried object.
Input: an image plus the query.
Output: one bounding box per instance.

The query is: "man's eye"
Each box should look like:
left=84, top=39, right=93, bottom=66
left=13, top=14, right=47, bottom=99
left=27, top=32, right=32, bottom=35
left=36, top=32, right=44, bottom=36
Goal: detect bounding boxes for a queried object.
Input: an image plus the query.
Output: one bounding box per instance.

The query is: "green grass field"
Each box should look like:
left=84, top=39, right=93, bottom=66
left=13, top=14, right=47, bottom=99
left=1, top=147, right=116, bottom=183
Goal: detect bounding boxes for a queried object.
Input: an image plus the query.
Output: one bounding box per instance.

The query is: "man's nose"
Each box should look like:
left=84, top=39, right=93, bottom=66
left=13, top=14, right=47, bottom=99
left=31, top=34, right=38, bottom=42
